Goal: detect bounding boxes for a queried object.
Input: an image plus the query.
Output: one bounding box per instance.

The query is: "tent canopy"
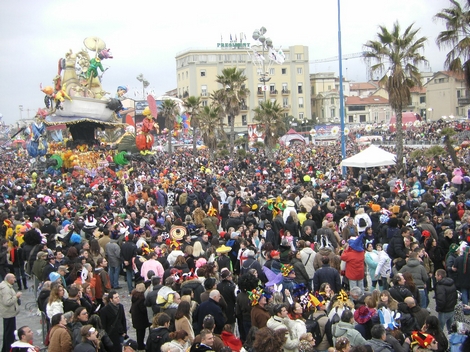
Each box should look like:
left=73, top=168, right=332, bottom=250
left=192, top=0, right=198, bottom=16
left=342, top=145, right=396, bottom=168
left=279, top=128, right=307, bottom=145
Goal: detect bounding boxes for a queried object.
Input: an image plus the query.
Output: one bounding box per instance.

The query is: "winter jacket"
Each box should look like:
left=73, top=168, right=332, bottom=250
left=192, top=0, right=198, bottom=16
left=435, top=277, right=457, bottom=313
left=290, top=257, right=309, bottom=285
left=365, top=338, right=393, bottom=352
left=332, top=321, right=367, bottom=347
left=235, top=291, right=252, bottom=324
left=105, top=240, right=121, bottom=268
left=365, top=250, right=379, bottom=281
left=313, top=264, right=342, bottom=293
left=180, top=279, right=205, bottom=304
left=387, top=232, right=407, bottom=260
left=131, top=294, right=150, bottom=330
left=341, top=247, right=365, bottom=280
left=389, top=285, right=414, bottom=303
left=399, top=258, right=428, bottom=288
left=195, top=298, right=226, bottom=335
left=71, top=321, right=85, bottom=347
left=313, top=247, right=335, bottom=271
left=175, top=316, right=195, bottom=342
left=0, top=279, right=20, bottom=318
left=48, top=324, right=73, bottom=352
left=46, top=299, right=64, bottom=320
left=300, top=247, right=316, bottom=279
left=120, top=241, right=137, bottom=270
left=73, top=340, right=97, bottom=352
left=217, top=279, right=237, bottom=324
left=266, top=316, right=299, bottom=352
left=453, top=254, right=470, bottom=289
left=250, top=304, right=270, bottom=329
left=375, top=250, right=392, bottom=278
left=146, top=326, right=171, bottom=352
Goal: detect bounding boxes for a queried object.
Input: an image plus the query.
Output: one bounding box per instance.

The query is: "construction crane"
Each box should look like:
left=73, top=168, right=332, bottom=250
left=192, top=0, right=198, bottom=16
left=310, top=52, right=371, bottom=80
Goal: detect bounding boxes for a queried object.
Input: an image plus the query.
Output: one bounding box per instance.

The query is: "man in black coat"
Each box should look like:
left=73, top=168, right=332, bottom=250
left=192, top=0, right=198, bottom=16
left=217, top=270, right=236, bottom=325
left=63, top=286, right=81, bottom=314
left=145, top=276, right=163, bottom=315
left=313, top=256, right=341, bottom=293
left=195, top=290, right=226, bottom=335
left=387, top=227, right=410, bottom=270
left=120, top=234, right=137, bottom=294
left=100, top=290, right=127, bottom=352
left=42, top=253, right=57, bottom=282
left=435, top=269, right=457, bottom=333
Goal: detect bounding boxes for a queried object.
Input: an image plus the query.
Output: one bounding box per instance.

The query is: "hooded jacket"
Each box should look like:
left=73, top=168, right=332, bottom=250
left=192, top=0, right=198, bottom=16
left=300, top=247, right=316, bottom=279
left=365, top=338, right=393, bottom=352
left=313, top=247, right=335, bottom=270
left=331, top=321, right=367, bottom=347
left=341, top=247, right=365, bottom=281
left=398, top=258, right=428, bottom=288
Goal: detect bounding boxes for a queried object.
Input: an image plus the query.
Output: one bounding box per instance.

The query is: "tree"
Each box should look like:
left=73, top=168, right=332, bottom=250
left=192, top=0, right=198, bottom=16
left=252, top=100, right=286, bottom=156
left=198, top=105, right=222, bottom=157
left=435, top=0, right=470, bottom=88
left=183, top=96, right=201, bottom=155
left=363, top=22, right=427, bottom=178
left=209, top=90, right=228, bottom=142
left=215, top=67, right=250, bottom=157
left=159, top=99, right=179, bottom=155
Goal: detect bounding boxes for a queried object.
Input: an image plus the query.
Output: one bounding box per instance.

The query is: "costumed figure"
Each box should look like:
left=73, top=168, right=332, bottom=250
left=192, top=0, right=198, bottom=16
left=136, top=107, right=159, bottom=154
left=26, top=112, right=48, bottom=159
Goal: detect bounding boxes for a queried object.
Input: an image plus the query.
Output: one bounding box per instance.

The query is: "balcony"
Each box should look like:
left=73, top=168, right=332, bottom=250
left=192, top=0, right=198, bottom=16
left=458, top=97, right=470, bottom=106
left=282, top=89, right=290, bottom=95
left=269, top=89, right=278, bottom=96
left=201, top=91, right=208, bottom=98
left=257, top=90, right=264, bottom=96
left=283, top=104, right=291, bottom=109
left=240, top=104, right=249, bottom=111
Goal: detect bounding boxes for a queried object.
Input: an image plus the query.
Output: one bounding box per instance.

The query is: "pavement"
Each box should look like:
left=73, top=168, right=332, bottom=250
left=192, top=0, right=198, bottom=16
left=0, top=276, right=137, bottom=349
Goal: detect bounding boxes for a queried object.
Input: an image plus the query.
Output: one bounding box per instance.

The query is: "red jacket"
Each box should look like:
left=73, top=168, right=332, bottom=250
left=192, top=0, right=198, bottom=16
left=341, top=247, right=365, bottom=280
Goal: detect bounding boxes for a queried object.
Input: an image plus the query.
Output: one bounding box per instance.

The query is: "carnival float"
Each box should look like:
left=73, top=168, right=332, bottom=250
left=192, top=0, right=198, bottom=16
left=13, top=36, right=188, bottom=177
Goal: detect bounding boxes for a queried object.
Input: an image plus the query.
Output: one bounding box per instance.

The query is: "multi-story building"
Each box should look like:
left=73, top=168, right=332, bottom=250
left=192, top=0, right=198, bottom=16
left=424, top=71, right=469, bottom=121
left=345, top=95, right=391, bottom=124
left=175, top=43, right=311, bottom=134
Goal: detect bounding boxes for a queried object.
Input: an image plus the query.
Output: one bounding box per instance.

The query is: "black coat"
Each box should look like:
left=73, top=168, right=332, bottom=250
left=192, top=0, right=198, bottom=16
left=435, top=277, right=457, bottom=313
left=74, top=340, right=98, bottom=352
left=387, top=233, right=407, bottom=260
left=131, top=294, right=150, bottom=330
left=145, top=327, right=170, bottom=352
left=313, top=265, right=341, bottom=293
left=217, top=279, right=236, bottom=324
left=100, top=303, right=127, bottom=352
left=120, top=241, right=137, bottom=270
left=145, top=284, right=163, bottom=314
left=389, top=285, right=414, bottom=303
left=195, top=298, right=226, bottom=335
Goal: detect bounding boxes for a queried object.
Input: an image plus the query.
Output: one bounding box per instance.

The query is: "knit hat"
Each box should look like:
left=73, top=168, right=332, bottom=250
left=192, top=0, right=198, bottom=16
left=354, top=305, right=375, bottom=324
left=135, top=283, right=146, bottom=293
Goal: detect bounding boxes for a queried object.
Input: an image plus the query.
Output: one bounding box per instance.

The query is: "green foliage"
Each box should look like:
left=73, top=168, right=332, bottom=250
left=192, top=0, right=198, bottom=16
left=236, top=149, right=247, bottom=157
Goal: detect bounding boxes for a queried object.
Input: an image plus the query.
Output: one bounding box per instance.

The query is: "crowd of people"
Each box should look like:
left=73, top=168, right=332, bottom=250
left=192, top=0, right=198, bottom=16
left=1, top=120, right=470, bottom=352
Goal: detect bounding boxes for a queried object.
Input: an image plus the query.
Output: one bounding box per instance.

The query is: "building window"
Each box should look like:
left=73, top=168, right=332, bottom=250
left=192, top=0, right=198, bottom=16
left=242, top=115, right=247, bottom=125
left=270, top=98, right=276, bottom=103
left=282, top=68, right=287, bottom=74
left=178, top=73, right=180, bottom=81
left=330, top=98, right=334, bottom=104
left=270, top=84, right=276, bottom=92
left=283, top=97, right=289, bottom=107
left=269, top=68, right=275, bottom=75
left=298, top=83, right=303, bottom=94
left=348, top=105, right=366, bottom=111
left=331, top=108, right=335, bottom=117
left=296, top=53, right=302, bottom=60
left=186, top=72, right=188, bottom=78
left=348, top=115, right=354, bottom=123
left=297, top=67, right=302, bottom=74
left=200, top=70, right=206, bottom=77
left=299, top=112, right=304, bottom=120
left=282, top=83, right=288, bottom=92
left=420, top=96, right=426, bottom=104
left=202, top=100, right=208, bottom=107
left=311, top=86, right=315, bottom=95
left=257, top=68, right=262, bottom=76
left=201, top=85, right=207, bottom=97
left=299, top=97, right=304, bottom=108
left=284, top=113, right=289, bottom=118
left=327, top=85, right=331, bottom=90
left=360, top=115, right=366, bottom=122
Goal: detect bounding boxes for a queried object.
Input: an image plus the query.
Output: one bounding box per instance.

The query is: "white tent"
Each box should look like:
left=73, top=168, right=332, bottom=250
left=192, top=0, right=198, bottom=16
left=279, top=128, right=307, bottom=145
left=342, top=145, right=396, bottom=168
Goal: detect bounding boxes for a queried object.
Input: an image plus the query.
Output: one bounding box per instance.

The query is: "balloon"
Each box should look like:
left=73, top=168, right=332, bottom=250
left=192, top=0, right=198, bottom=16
left=303, top=175, right=311, bottom=182
left=32, top=172, right=37, bottom=179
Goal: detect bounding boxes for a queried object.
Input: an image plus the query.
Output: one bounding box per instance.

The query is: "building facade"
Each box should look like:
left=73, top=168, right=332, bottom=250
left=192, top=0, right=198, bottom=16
left=175, top=44, right=311, bottom=134
left=424, top=71, right=469, bottom=121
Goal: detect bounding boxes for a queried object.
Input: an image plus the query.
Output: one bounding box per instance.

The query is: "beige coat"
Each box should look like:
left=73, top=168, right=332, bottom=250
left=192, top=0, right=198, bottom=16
left=0, top=280, right=20, bottom=318
left=48, top=324, right=73, bottom=352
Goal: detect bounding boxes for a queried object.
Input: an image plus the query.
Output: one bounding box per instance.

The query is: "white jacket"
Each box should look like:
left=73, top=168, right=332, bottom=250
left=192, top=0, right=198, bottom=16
left=375, top=250, right=392, bottom=278
left=46, top=300, right=64, bottom=319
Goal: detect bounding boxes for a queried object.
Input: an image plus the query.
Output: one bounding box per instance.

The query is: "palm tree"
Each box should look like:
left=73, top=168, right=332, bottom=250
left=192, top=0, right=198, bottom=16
left=183, top=96, right=201, bottom=155
left=435, top=0, right=470, bottom=87
left=159, top=99, right=178, bottom=155
left=252, top=100, right=286, bottom=156
left=198, top=105, right=222, bottom=157
left=215, top=67, right=250, bottom=156
left=363, top=22, right=427, bottom=178
left=209, top=90, right=228, bottom=142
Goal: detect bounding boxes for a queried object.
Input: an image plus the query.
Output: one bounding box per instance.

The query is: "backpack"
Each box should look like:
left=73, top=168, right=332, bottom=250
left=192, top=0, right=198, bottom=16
left=358, top=217, right=367, bottom=227
left=305, top=313, right=327, bottom=346
left=324, top=318, right=334, bottom=347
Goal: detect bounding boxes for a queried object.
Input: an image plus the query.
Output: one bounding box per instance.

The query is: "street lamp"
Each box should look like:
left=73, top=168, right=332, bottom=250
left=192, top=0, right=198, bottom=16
left=337, top=0, right=346, bottom=175
left=19, top=105, right=23, bottom=121
left=136, top=74, right=150, bottom=99
left=252, top=27, right=273, bottom=102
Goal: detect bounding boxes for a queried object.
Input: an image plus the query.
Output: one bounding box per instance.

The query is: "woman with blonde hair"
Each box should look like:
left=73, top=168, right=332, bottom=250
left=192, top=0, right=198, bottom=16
left=192, top=241, right=205, bottom=259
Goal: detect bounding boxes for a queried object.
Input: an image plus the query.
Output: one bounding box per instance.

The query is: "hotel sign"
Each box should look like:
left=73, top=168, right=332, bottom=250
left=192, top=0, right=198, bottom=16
left=217, top=42, right=251, bottom=49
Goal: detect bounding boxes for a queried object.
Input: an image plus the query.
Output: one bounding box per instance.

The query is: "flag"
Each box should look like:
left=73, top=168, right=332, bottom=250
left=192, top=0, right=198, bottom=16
left=235, top=34, right=237, bottom=42
left=251, top=49, right=265, bottom=62
left=221, top=34, right=223, bottom=42
left=230, top=34, right=232, bottom=41
left=277, top=48, right=286, bottom=63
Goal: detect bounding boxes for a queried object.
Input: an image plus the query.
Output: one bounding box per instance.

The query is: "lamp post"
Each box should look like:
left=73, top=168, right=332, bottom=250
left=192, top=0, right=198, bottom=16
left=252, top=27, right=273, bottom=102
left=19, top=105, right=23, bottom=121
left=136, top=74, right=150, bottom=99
left=337, top=0, right=346, bottom=176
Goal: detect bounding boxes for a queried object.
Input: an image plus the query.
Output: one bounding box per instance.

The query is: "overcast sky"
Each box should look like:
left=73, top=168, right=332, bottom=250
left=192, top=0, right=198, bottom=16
left=0, top=0, right=454, bottom=124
